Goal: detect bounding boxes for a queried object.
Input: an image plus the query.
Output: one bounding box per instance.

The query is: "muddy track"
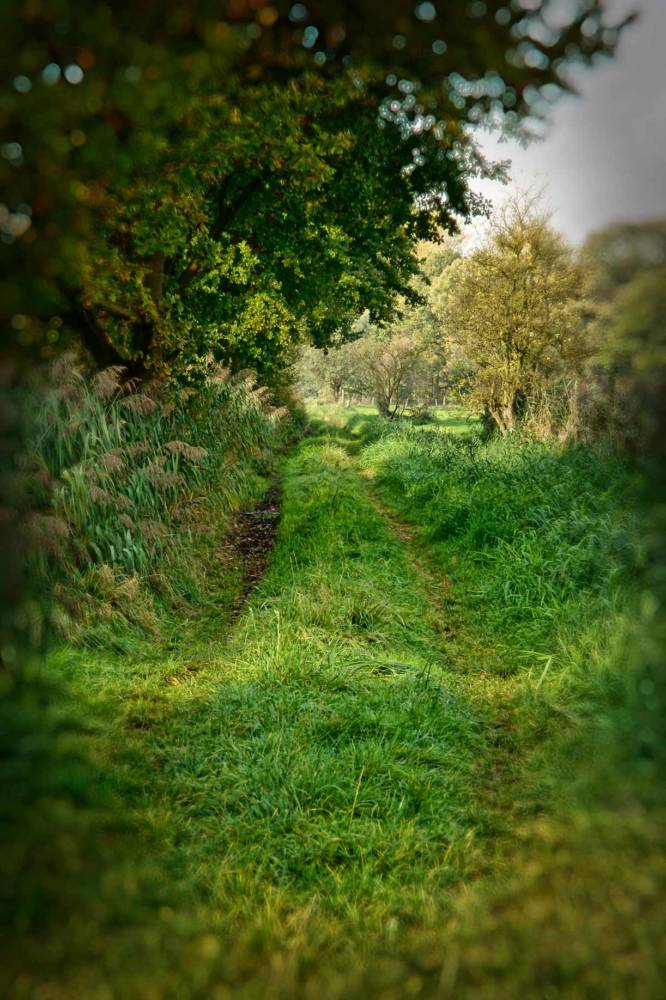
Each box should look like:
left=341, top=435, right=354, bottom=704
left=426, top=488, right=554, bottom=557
left=228, top=480, right=281, bottom=617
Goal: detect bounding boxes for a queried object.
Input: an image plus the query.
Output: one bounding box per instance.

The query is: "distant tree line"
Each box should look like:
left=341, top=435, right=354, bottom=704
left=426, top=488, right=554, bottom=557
left=298, top=209, right=666, bottom=445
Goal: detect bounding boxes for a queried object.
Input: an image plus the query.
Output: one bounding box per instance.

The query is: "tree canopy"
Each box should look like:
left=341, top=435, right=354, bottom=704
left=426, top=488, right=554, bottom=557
left=582, top=218, right=666, bottom=299
left=1, top=1, right=631, bottom=379
left=439, top=203, right=589, bottom=432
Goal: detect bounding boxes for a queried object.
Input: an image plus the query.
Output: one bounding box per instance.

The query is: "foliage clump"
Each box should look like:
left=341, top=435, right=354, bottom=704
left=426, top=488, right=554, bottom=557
left=440, top=203, right=590, bottom=434
left=18, top=357, right=300, bottom=649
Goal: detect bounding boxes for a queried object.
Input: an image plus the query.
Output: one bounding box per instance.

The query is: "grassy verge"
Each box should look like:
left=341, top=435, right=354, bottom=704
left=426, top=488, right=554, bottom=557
left=15, top=357, right=300, bottom=655
left=345, top=408, right=666, bottom=996
left=2, top=418, right=513, bottom=998
left=353, top=413, right=636, bottom=670
left=3, top=409, right=664, bottom=997
left=309, top=402, right=481, bottom=435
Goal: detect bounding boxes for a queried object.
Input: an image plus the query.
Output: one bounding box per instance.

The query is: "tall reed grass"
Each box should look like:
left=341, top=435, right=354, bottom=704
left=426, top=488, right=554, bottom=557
left=19, top=355, right=299, bottom=646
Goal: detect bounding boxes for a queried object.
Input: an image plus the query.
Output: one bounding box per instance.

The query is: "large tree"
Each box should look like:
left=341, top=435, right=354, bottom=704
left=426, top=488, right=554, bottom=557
left=0, top=1, right=631, bottom=378
left=440, top=203, right=589, bottom=433
left=43, top=75, right=483, bottom=380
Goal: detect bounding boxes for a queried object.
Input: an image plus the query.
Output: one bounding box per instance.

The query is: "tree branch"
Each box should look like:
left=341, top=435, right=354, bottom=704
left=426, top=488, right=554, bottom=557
left=144, top=251, right=166, bottom=306
left=93, top=299, right=137, bottom=321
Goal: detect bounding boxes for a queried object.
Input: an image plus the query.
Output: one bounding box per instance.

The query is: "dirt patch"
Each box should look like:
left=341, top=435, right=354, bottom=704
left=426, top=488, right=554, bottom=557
left=228, top=480, right=281, bottom=616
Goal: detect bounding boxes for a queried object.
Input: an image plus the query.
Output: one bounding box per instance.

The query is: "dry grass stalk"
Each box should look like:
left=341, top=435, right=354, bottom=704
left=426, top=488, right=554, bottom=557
left=90, top=486, right=114, bottom=504
left=120, top=393, right=157, bottom=416
left=231, top=368, right=257, bottom=389
left=123, top=442, right=152, bottom=459
left=252, top=385, right=273, bottom=404
left=146, top=469, right=183, bottom=488
left=95, top=564, right=116, bottom=592
left=99, top=450, right=126, bottom=474
left=25, top=513, right=70, bottom=556
left=211, top=364, right=231, bottom=385
left=164, top=440, right=209, bottom=462
left=50, top=352, right=83, bottom=399
left=114, top=493, right=133, bottom=511
left=113, top=574, right=141, bottom=602
left=139, top=519, right=166, bottom=543
left=92, top=366, right=127, bottom=402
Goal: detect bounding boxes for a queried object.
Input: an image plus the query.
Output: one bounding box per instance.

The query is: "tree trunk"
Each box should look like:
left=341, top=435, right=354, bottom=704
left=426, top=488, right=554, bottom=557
left=488, top=387, right=526, bottom=435
left=376, top=396, right=390, bottom=418
left=487, top=402, right=515, bottom=435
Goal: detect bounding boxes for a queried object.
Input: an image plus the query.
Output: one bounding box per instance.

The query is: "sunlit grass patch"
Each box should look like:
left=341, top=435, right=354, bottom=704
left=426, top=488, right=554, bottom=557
left=357, top=419, right=637, bottom=668
left=3, top=406, right=661, bottom=999
left=2, top=419, right=505, bottom=997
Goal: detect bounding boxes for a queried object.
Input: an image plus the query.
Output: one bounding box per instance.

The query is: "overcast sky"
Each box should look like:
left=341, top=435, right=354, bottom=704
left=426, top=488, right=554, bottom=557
left=467, top=0, right=666, bottom=244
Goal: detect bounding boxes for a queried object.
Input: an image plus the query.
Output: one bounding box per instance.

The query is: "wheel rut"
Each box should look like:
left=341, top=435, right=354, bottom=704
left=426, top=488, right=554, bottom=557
left=227, top=479, right=281, bottom=618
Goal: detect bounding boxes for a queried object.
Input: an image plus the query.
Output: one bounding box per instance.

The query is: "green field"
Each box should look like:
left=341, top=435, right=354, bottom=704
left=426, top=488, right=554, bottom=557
left=313, top=403, right=481, bottom=435
left=2, top=408, right=664, bottom=998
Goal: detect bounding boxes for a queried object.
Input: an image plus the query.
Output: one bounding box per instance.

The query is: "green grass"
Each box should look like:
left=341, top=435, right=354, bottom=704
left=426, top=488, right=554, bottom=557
left=2, top=408, right=664, bottom=997
left=429, top=406, right=481, bottom=434
left=354, top=415, right=636, bottom=666
left=347, top=408, right=666, bottom=996
left=2, top=419, right=512, bottom=997
left=309, top=402, right=481, bottom=436
left=16, top=359, right=299, bottom=654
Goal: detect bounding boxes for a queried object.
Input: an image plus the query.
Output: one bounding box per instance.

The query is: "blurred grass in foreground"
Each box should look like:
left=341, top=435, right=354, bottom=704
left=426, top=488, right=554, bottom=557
left=1, top=408, right=664, bottom=997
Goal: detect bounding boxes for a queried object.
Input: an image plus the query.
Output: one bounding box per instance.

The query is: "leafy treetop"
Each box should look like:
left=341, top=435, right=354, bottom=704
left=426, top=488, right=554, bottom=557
left=0, top=0, right=632, bottom=378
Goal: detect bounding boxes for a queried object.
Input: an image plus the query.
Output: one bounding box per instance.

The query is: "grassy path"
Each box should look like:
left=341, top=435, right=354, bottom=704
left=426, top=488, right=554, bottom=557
left=5, top=416, right=519, bottom=998
left=5, top=413, right=663, bottom=998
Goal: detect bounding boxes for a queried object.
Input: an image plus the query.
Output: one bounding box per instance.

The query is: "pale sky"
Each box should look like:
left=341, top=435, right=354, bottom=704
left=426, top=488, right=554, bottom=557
left=468, top=0, right=666, bottom=244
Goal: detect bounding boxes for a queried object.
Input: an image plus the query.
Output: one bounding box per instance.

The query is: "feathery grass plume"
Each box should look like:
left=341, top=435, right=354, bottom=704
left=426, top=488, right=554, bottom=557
left=252, top=385, right=274, bottom=407
left=18, top=352, right=298, bottom=643
left=270, top=406, right=290, bottom=422
left=145, top=469, right=183, bottom=489
left=231, top=368, right=259, bottom=394
left=164, top=441, right=209, bottom=462
left=92, top=366, right=127, bottom=402
left=120, top=393, right=157, bottom=416
left=211, top=364, right=231, bottom=385
left=24, top=513, right=70, bottom=557
left=123, top=442, right=152, bottom=459
left=98, top=450, right=126, bottom=475
left=49, top=351, right=83, bottom=403
left=89, top=486, right=114, bottom=505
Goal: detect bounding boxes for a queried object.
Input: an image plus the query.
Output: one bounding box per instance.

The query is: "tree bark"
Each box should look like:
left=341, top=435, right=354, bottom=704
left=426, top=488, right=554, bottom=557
left=67, top=301, right=127, bottom=370
left=144, top=251, right=166, bottom=305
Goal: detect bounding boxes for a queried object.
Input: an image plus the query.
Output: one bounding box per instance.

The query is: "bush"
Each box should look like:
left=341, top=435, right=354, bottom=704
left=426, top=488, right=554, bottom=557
left=409, top=404, right=436, bottom=425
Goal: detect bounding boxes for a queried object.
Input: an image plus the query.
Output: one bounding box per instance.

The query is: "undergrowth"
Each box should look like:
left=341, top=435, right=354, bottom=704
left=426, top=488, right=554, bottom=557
left=19, top=355, right=301, bottom=649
